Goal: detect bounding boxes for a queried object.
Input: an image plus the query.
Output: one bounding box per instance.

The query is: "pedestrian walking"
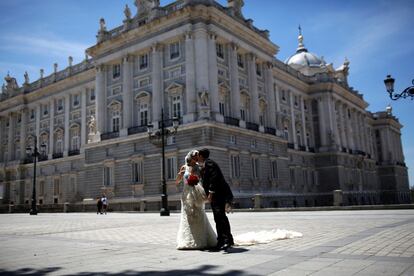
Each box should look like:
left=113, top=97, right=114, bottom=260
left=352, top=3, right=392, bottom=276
left=101, top=195, right=108, bottom=214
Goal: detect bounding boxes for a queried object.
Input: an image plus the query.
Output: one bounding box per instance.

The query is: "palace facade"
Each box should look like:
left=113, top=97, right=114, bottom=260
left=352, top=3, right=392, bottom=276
left=0, top=0, right=410, bottom=211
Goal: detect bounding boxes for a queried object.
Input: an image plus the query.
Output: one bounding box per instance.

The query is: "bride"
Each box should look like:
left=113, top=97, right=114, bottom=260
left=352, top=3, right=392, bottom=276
left=175, top=150, right=217, bottom=250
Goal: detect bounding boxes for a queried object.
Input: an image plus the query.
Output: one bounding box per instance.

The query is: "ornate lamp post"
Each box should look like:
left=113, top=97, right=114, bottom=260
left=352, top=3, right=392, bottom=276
left=384, top=75, right=414, bottom=100
left=147, top=108, right=179, bottom=216
left=26, top=136, right=46, bottom=215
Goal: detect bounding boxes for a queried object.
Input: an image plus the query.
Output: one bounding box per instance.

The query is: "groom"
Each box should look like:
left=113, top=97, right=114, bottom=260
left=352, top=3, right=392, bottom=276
left=198, top=148, right=234, bottom=250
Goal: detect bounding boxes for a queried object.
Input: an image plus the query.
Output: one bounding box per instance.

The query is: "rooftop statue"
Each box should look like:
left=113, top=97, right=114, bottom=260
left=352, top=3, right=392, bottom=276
left=124, top=4, right=132, bottom=20
left=135, top=0, right=160, bottom=17
left=228, top=0, right=244, bottom=18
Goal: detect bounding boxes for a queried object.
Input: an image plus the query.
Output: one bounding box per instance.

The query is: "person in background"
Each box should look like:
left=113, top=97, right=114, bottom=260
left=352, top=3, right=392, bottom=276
left=101, top=195, right=108, bottom=214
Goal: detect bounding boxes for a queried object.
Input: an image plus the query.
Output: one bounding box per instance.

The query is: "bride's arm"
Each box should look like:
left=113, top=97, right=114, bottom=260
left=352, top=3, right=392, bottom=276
left=175, top=165, right=186, bottom=186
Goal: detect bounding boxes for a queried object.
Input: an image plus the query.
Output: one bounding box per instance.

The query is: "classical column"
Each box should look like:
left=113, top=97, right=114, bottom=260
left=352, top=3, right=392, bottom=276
left=95, top=65, right=106, bottom=136
left=194, top=27, right=210, bottom=109
left=0, top=117, right=3, bottom=162
left=338, top=103, right=347, bottom=150
left=184, top=32, right=196, bottom=123
left=228, top=42, right=241, bottom=120
left=317, top=97, right=328, bottom=148
left=289, top=92, right=297, bottom=149
left=247, top=53, right=259, bottom=124
left=49, top=99, right=55, bottom=158
left=327, top=95, right=340, bottom=150
left=7, top=113, right=14, bottom=161
left=207, top=32, right=220, bottom=121
left=35, top=104, right=41, bottom=148
left=80, top=89, right=87, bottom=150
left=275, top=85, right=282, bottom=130
left=19, top=108, right=27, bottom=160
left=151, top=43, right=163, bottom=127
left=265, top=62, right=276, bottom=128
left=122, top=55, right=133, bottom=135
left=64, top=94, right=70, bottom=156
left=345, top=106, right=354, bottom=150
left=300, top=96, right=307, bottom=150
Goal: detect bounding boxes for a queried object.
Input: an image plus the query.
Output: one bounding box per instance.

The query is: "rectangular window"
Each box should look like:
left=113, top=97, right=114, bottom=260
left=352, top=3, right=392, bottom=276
left=250, top=139, right=257, bottom=149
left=53, top=178, right=60, bottom=196
left=166, top=157, right=177, bottom=180
left=30, top=109, right=35, bottom=120
left=90, top=88, right=95, bottom=101
left=71, top=135, right=80, bottom=150
left=43, top=104, right=49, bottom=116
left=271, top=160, right=278, bottom=179
left=140, top=109, right=148, bottom=126
left=139, top=53, right=148, bottom=70
left=167, top=136, right=176, bottom=145
left=230, top=155, right=240, bottom=178
left=104, top=167, right=113, bottom=186
left=237, top=54, right=244, bottom=68
left=240, top=109, right=245, bottom=121
left=219, top=102, right=225, bottom=115
left=216, top=43, right=224, bottom=59
left=259, top=115, right=264, bottom=126
left=113, top=64, right=121, bottom=78
left=252, top=157, right=259, bottom=179
left=229, top=135, right=236, bottom=144
left=256, top=64, right=262, bottom=77
left=132, top=161, right=143, bottom=184
left=172, top=96, right=181, bottom=118
left=169, top=42, right=180, bottom=60
left=57, top=99, right=64, bottom=111
left=112, top=116, right=120, bottom=132
left=73, top=94, right=80, bottom=107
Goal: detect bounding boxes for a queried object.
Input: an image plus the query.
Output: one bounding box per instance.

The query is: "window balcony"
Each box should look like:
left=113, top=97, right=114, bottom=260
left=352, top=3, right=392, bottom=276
left=246, top=122, right=259, bottom=131
left=53, top=152, right=63, bottom=159
left=38, top=154, right=48, bottom=162
left=287, top=143, right=294, bottom=149
left=128, top=125, right=148, bottom=135
left=299, top=145, right=306, bottom=151
left=264, top=127, right=276, bottom=135
left=101, top=131, right=119, bottom=141
left=68, top=149, right=80, bottom=156
left=224, top=116, right=240, bottom=127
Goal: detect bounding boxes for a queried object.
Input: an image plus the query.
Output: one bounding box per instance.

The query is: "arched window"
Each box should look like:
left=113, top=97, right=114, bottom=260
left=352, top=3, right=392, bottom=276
left=40, top=132, right=49, bottom=155
left=219, top=83, right=230, bottom=116
left=108, top=101, right=122, bottom=133
left=240, top=90, right=250, bottom=121
left=165, top=82, right=183, bottom=119
left=70, top=125, right=80, bottom=151
left=135, top=92, right=151, bottom=126
left=54, top=129, right=64, bottom=154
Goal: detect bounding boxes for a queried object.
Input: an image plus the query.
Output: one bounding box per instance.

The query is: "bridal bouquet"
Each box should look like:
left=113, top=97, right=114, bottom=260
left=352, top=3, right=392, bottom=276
left=187, top=174, right=199, bottom=186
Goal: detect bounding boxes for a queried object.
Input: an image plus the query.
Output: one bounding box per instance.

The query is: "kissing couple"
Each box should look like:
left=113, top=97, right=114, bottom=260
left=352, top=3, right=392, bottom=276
left=175, top=148, right=234, bottom=251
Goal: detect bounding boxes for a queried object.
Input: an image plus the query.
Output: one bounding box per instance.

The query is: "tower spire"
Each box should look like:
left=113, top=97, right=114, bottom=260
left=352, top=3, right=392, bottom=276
left=296, top=24, right=307, bottom=53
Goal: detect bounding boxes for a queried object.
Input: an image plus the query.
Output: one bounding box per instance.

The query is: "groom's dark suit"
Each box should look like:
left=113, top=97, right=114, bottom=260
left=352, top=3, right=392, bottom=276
left=202, top=157, right=234, bottom=248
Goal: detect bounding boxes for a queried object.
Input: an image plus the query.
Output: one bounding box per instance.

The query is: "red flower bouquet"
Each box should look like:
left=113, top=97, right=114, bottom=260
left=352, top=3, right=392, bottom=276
left=187, top=174, right=199, bottom=187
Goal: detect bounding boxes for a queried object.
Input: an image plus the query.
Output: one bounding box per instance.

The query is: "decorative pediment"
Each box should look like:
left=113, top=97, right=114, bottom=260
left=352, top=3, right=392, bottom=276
left=218, top=81, right=230, bottom=91
left=108, top=99, right=122, bottom=110
left=54, top=127, right=64, bottom=134
left=70, top=122, right=80, bottom=129
left=240, top=88, right=250, bottom=97
left=135, top=90, right=151, bottom=100
left=165, top=82, right=184, bottom=94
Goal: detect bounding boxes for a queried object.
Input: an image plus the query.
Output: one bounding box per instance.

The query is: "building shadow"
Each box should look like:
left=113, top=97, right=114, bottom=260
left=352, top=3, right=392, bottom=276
left=0, top=265, right=252, bottom=276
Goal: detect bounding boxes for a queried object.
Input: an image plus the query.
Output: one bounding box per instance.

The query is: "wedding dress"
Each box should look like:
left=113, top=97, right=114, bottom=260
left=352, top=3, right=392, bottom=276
left=234, top=229, right=303, bottom=246
left=176, top=165, right=217, bottom=250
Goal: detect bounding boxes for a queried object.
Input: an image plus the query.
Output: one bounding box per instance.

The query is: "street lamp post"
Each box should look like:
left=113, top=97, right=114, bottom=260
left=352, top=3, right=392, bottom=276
left=26, top=136, right=46, bottom=215
left=384, top=75, right=414, bottom=100
left=147, top=108, right=179, bottom=216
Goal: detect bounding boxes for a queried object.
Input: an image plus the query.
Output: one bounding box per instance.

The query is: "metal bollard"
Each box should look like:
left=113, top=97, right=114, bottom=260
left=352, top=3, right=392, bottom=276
left=140, top=201, right=146, bottom=212
left=254, top=194, right=262, bottom=209
left=8, top=204, right=13, bottom=213
left=63, top=202, right=69, bottom=213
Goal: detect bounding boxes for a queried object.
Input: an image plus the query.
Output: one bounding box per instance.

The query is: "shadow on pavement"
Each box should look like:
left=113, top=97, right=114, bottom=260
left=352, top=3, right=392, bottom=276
left=0, top=265, right=249, bottom=276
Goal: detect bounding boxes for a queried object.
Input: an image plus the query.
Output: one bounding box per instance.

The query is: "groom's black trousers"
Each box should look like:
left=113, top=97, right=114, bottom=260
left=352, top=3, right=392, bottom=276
left=211, top=200, right=233, bottom=245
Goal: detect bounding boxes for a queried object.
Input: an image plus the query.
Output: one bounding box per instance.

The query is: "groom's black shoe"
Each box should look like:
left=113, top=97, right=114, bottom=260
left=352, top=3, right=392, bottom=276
left=220, top=243, right=232, bottom=250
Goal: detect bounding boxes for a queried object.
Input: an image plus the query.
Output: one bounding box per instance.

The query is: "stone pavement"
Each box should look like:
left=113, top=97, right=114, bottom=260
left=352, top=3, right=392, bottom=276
left=0, top=209, right=413, bottom=275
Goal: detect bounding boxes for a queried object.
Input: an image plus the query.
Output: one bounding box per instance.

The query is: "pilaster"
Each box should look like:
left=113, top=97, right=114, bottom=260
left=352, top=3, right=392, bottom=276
left=207, top=31, right=220, bottom=121
left=300, top=96, right=307, bottom=150
left=19, top=108, right=27, bottom=160
left=247, top=53, right=259, bottom=124
left=183, top=32, right=197, bottom=123
left=338, top=103, right=347, bottom=150
left=265, top=62, right=276, bottom=128
left=49, top=98, right=55, bottom=159
left=35, top=104, right=41, bottom=148
left=122, top=55, right=133, bottom=134
left=80, top=89, right=87, bottom=151
left=345, top=106, right=354, bottom=150
left=64, top=94, right=70, bottom=156
left=7, top=113, right=14, bottom=161
left=95, top=64, right=106, bottom=137
left=228, top=43, right=241, bottom=120
left=289, top=92, right=297, bottom=149
left=151, top=43, right=163, bottom=126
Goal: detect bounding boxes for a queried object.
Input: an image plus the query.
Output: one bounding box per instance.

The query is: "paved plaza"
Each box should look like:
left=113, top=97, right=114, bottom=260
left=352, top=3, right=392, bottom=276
left=0, top=209, right=414, bottom=275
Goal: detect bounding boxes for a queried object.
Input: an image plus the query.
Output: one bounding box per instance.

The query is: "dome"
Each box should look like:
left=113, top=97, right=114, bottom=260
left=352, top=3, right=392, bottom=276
left=285, top=27, right=327, bottom=76
left=285, top=51, right=325, bottom=68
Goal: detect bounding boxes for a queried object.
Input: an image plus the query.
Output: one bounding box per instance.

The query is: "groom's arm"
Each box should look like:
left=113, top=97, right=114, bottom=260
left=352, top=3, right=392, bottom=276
left=205, top=161, right=219, bottom=194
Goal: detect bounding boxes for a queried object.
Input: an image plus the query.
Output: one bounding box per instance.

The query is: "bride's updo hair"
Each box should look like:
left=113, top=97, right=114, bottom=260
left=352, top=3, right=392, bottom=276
left=185, top=150, right=199, bottom=165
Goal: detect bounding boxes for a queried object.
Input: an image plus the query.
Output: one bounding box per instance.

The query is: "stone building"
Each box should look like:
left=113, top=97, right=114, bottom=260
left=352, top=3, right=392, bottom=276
left=0, top=0, right=410, bottom=211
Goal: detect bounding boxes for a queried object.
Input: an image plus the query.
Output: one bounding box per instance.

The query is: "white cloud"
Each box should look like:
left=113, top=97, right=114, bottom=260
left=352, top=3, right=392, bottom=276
left=0, top=34, right=88, bottom=61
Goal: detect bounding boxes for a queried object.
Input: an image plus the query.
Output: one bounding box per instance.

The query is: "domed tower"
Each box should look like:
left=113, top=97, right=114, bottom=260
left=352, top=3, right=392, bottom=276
left=285, top=26, right=328, bottom=76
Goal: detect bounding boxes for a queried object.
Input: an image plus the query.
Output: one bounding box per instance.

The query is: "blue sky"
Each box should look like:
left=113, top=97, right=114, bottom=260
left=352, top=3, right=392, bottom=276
left=0, top=0, right=413, bottom=187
